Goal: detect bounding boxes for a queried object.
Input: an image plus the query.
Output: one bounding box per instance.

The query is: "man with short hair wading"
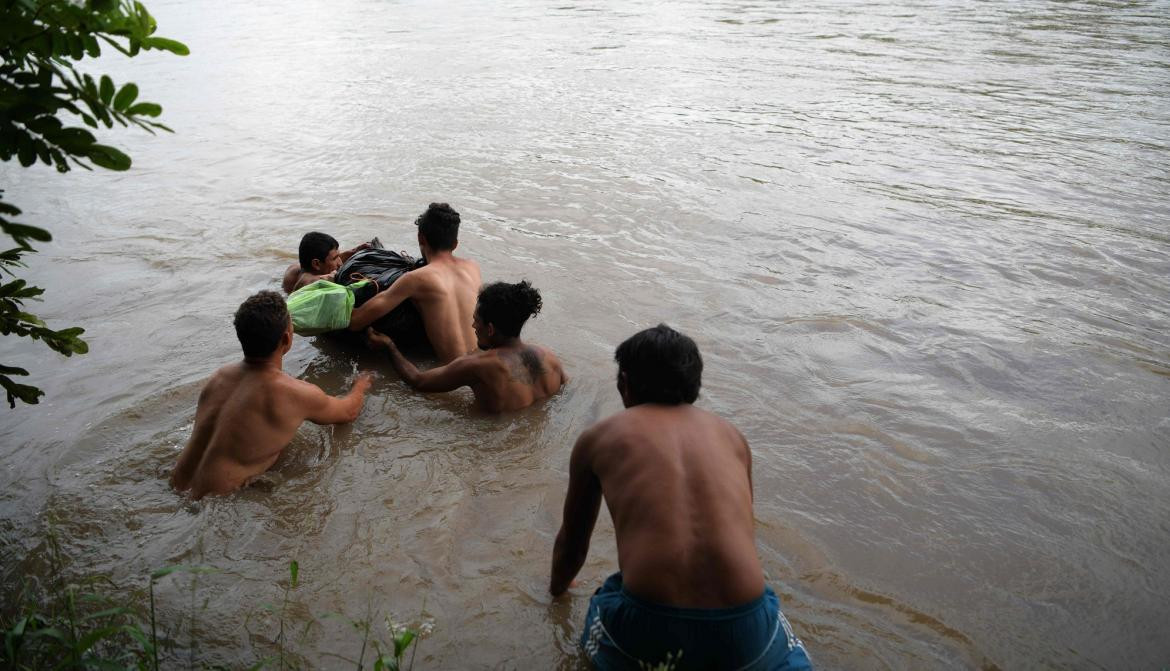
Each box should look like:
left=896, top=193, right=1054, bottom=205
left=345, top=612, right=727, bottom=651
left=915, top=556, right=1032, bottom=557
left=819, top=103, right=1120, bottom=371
left=349, top=203, right=481, bottom=364
left=282, top=231, right=371, bottom=294
left=171, top=291, right=372, bottom=500
left=364, top=280, right=567, bottom=413
left=550, top=325, right=812, bottom=670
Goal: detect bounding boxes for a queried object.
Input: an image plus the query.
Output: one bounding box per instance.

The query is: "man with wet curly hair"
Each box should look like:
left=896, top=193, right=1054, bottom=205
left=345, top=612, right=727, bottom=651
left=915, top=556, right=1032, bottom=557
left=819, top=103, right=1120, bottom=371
left=364, top=280, right=567, bottom=413
left=350, top=203, right=481, bottom=363
left=170, top=291, right=372, bottom=499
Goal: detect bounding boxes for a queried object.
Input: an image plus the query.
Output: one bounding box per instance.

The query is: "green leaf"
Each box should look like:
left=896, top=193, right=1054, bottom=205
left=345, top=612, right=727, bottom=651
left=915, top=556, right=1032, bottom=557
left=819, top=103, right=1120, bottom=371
left=1, top=222, right=53, bottom=244
left=80, top=606, right=133, bottom=621
left=126, top=102, right=161, bottom=117
left=0, top=365, right=30, bottom=376
left=26, top=626, right=65, bottom=642
left=393, top=630, right=415, bottom=658
left=99, top=75, right=115, bottom=105
left=76, top=625, right=122, bottom=655
left=26, top=116, right=64, bottom=136
left=16, top=141, right=35, bottom=167
left=0, top=374, right=42, bottom=407
left=69, top=33, right=85, bottom=60
left=289, top=560, right=299, bottom=589
left=86, top=144, right=131, bottom=171
left=150, top=564, right=216, bottom=580
left=44, top=126, right=97, bottom=152
left=16, top=313, right=45, bottom=327
left=0, top=280, right=29, bottom=297
left=84, top=34, right=101, bottom=58
left=112, top=83, right=138, bottom=111
left=122, top=624, right=153, bottom=654
left=142, top=36, right=189, bottom=55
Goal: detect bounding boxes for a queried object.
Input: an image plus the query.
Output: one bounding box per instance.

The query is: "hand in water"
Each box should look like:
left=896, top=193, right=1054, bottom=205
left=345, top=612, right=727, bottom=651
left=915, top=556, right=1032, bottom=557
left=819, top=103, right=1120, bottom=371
left=364, top=327, right=395, bottom=352
left=353, top=371, right=374, bottom=391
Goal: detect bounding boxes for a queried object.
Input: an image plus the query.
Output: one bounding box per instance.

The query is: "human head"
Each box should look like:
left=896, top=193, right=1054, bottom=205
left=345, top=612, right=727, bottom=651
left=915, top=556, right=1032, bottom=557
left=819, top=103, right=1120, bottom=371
left=298, top=232, right=341, bottom=274
left=233, top=290, right=292, bottom=360
left=614, top=324, right=702, bottom=407
left=415, top=202, right=460, bottom=255
left=474, top=281, right=542, bottom=348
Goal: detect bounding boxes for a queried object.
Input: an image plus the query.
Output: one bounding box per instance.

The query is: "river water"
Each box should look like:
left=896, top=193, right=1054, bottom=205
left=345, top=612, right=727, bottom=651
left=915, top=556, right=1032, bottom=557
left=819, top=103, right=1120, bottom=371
left=1, top=0, right=1168, bottom=668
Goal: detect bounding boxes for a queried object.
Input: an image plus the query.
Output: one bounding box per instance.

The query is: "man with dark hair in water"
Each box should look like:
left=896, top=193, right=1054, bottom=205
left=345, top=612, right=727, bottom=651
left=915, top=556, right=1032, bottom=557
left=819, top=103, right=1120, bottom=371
left=282, top=231, right=371, bottom=294
left=364, top=280, right=566, bottom=413
left=550, top=325, right=813, bottom=670
left=349, top=203, right=481, bottom=363
left=171, top=291, right=372, bottom=499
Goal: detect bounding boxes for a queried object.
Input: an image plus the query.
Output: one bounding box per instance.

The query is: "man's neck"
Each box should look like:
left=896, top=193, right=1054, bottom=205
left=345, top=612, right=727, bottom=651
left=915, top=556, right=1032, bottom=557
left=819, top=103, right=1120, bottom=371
left=489, top=337, right=524, bottom=351
left=424, top=249, right=457, bottom=264
left=242, top=354, right=283, bottom=371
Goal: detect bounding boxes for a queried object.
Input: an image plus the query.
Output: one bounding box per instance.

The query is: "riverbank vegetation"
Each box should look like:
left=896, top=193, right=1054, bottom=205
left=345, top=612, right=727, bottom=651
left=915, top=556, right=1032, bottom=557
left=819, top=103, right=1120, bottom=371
left=1, top=533, right=426, bottom=669
left=0, top=0, right=187, bottom=408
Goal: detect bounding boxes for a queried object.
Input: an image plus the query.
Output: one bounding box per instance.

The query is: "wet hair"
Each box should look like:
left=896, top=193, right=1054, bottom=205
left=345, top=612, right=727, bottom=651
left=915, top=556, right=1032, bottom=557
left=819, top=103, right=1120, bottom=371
left=233, top=290, right=290, bottom=359
left=298, top=231, right=338, bottom=271
left=415, top=202, right=460, bottom=251
left=614, top=324, right=702, bottom=405
left=476, top=280, right=542, bottom=339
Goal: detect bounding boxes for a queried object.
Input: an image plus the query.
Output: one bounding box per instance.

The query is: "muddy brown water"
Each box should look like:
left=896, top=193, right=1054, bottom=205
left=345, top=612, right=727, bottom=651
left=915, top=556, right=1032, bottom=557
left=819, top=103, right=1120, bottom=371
left=2, top=0, right=1168, bottom=668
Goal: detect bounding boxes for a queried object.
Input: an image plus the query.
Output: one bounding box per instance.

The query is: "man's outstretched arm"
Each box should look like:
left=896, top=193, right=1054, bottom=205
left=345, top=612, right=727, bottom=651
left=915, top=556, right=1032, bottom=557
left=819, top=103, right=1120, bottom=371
left=366, top=328, right=477, bottom=393
left=550, top=429, right=603, bottom=596
left=303, top=372, right=373, bottom=425
left=349, top=273, right=418, bottom=331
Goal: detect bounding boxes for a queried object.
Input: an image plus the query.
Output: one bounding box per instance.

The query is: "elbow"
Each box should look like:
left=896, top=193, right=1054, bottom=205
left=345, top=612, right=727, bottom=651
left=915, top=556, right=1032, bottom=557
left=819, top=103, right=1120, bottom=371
left=345, top=404, right=361, bottom=423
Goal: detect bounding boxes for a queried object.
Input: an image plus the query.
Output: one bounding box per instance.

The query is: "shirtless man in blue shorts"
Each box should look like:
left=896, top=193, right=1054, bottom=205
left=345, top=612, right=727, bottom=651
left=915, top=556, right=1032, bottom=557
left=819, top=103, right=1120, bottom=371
left=550, top=325, right=812, bottom=670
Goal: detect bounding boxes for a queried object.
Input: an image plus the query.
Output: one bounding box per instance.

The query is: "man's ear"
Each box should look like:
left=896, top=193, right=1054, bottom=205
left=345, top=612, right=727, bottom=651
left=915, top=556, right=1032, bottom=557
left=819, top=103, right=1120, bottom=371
left=617, top=371, right=632, bottom=407
left=280, top=323, right=294, bottom=353
left=310, top=258, right=323, bottom=273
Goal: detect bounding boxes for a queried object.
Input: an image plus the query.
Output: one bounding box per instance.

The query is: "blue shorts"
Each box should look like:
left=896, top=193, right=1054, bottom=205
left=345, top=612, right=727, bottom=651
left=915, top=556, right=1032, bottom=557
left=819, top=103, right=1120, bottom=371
left=580, top=573, right=813, bottom=670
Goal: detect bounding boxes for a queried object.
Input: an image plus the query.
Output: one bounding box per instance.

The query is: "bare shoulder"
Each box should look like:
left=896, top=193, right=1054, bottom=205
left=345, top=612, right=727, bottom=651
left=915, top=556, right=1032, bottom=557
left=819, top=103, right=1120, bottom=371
left=203, top=362, right=242, bottom=393
left=582, top=409, right=639, bottom=447
left=457, top=256, right=481, bottom=272
left=282, top=264, right=301, bottom=294
left=458, top=348, right=503, bottom=373
left=690, top=405, right=745, bottom=439
left=272, top=371, right=323, bottom=398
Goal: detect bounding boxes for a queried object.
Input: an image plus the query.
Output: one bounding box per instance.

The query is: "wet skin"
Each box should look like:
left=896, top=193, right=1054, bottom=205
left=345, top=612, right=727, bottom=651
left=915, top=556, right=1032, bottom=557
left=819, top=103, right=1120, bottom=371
left=171, top=324, right=372, bottom=500
left=550, top=393, right=765, bottom=609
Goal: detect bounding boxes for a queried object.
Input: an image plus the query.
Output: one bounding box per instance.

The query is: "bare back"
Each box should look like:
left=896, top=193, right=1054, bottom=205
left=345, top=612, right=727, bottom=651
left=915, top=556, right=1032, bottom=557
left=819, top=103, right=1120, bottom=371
left=408, top=257, right=481, bottom=362
left=584, top=404, right=764, bottom=607
left=466, top=344, right=567, bottom=413
left=171, top=362, right=367, bottom=499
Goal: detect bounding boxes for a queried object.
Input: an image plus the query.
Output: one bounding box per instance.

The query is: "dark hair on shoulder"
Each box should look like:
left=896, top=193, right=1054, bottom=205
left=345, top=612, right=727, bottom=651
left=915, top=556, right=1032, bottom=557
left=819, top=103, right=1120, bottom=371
left=415, top=202, right=460, bottom=251
left=234, top=290, right=290, bottom=359
left=476, top=280, right=542, bottom=339
left=298, top=231, right=339, bottom=271
left=614, top=324, right=702, bottom=405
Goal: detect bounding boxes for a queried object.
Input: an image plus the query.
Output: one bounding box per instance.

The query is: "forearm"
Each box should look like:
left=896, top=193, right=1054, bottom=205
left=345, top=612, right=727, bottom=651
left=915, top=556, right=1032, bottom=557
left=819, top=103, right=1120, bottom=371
left=549, top=527, right=588, bottom=596
left=339, top=388, right=365, bottom=422
left=384, top=347, right=422, bottom=387
left=349, top=305, right=375, bottom=331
